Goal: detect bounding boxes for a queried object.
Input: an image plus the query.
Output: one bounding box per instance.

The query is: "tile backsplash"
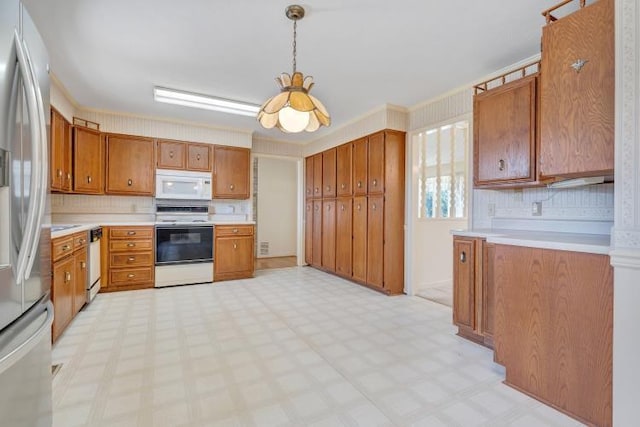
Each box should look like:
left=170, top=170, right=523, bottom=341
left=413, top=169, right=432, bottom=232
left=472, top=183, right=614, bottom=230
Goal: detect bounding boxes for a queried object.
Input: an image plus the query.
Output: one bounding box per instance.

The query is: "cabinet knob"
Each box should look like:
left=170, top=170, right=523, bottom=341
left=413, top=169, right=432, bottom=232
left=341, top=183, right=346, bottom=189
left=327, top=204, right=331, bottom=211
left=67, top=173, right=72, bottom=181
left=57, top=169, right=62, bottom=178
left=498, top=159, right=505, bottom=171
left=128, top=257, right=135, bottom=262
left=372, top=179, right=378, bottom=187
left=127, top=179, right=133, bottom=186
left=127, top=231, right=136, bottom=236
left=229, top=184, right=235, bottom=190
left=314, top=187, right=319, bottom=193
left=87, top=176, right=92, bottom=183
left=80, top=261, right=86, bottom=269
left=127, top=274, right=135, bottom=278
left=232, top=228, right=238, bottom=233
left=127, top=243, right=135, bottom=247
left=570, top=58, right=589, bottom=73
left=169, top=150, right=174, bottom=158
left=357, top=181, right=362, bottom=188
left=372, top=203, right=377, bottom=211
left=356, top=204, right=361, bottom=211
left=326, top=185, right=330, bottom=192
left=341, top=204, right=345, bottom=211
left=460, top=251, right=467, bottom=263
left=233, top=243, right=237, bottom=250
left=65, top=271, right=71, bottom=283
left=196, top=154, right=201, bottom=161
left=314, top=205, right=319, bottom=211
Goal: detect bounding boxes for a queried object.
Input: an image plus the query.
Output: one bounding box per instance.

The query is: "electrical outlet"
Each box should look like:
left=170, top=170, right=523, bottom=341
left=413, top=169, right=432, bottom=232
left=488, top=203, right=496, bottom=217
left=532, top=202, right=542, bottom=216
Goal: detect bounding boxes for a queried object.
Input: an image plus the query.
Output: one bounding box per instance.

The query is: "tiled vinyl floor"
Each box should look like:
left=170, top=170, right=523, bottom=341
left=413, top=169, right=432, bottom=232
left=52, top=267, right=585, bottom=427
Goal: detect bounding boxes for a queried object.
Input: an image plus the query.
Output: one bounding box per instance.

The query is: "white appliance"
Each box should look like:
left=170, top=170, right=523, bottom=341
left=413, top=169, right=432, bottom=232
left=87, top=227, right=102, bottom=302
left=0, top=2, right=53, bottom=426
left=156, top=169, right=212, bottom=200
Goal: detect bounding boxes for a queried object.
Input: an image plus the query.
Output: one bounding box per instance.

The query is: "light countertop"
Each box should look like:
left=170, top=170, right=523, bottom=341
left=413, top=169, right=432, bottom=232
left=50, top=221, right=256, bottom=239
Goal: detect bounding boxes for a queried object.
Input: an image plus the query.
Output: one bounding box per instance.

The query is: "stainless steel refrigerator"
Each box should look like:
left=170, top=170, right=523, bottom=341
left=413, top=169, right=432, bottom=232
left=0, top=1, right=53, bottom=426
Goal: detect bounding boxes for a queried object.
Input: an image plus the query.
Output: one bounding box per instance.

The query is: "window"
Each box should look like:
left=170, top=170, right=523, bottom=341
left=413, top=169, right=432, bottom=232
left=415, top=120, right=469, bottom=219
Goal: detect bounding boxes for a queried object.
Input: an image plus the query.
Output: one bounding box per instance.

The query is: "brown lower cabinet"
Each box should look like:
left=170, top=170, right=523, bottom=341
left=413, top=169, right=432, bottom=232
left=493, top=245, right=612, bottom=427
left=366, top=195, right=384, bottom=288
left=321, top=200, right=336, bottom=271
left=335, top=198, right=352, bottom=277
left=304, top=201, right=313, bottom=265
left=311, top=200, right=322, bottom=268
left=214, top=225, right=255, bottom=281
left=101, top=226, right=155, bottom=291
left=352, top=196, right=367, bottom=283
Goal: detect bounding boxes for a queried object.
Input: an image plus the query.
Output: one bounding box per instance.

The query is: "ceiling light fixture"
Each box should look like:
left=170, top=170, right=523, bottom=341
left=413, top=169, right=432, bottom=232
left=257, top=5, right=330, bottom=133
left=153, top=86, right=260, bottom=117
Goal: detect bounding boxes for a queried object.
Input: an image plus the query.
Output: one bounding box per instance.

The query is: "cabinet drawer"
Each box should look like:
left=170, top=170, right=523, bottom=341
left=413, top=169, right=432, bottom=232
left=110, top=267, right=153, bottom=285
left=72, top=231, right=89, bottom=250
left=110, top=252, right=153, bottom=268
left=109, top=227, right=153, bottom=239
left=109, top=240, right=153, bottom=252
left=215, top=225, right=253, bottom=237
left=52, top=236, right=74, bottom=262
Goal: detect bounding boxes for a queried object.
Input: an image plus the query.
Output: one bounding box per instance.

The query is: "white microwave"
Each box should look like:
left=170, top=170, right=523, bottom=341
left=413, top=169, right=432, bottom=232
left=156, top=169, right=212, bottom=200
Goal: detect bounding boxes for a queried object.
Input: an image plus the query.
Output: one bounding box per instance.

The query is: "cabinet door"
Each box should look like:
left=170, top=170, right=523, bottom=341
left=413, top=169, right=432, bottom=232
left=305, top=156, right=314, bottom=198
left=453, top=237, right=475, bottom=330
left=50, top=109, right=72, bottom=192
left=336, top=143, right=352, bottom=196
left=52, top=256, right=74, bottom=342
left=73, top=247, right=87, bottom=315
left=312, top=153, right=323, bottom=198
left=352, top=196, right=367, bottom=282
left=539, top=0, right=614, bottom=178
left=213, top=146, right=250, bottom=199
left=367, top=132, right=384, bottom=195
left=73, top=126, right=104, bottom=194
left=321, top=200, right=336, bottom=271
left=352, top=138, right=367, bottom=195
left=322, top=149, right=336, bottom=198
left=187, top=144, right=211, bottom=171
left=335, top=198, right=352, bottom=278
left=366, top=195, right=384, bottom=288
left=311, top=200, right=322, bottom=267
left=481, top=241, right=495, bottom=342
left=214, top=236, right=254, bottom=277
left=157, top=140, right=186, bottom=170
left=305, top=201, right=313, bottom=265
left=106, top=134, right=155, bottom=195
left=474, top=75, right=537, bottom=186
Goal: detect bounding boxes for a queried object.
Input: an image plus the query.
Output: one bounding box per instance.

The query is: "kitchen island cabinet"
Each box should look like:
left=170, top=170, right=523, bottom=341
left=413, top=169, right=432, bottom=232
left=214, top=225, right=254, bottom=281
left=105, top=134, right=155, bottom=195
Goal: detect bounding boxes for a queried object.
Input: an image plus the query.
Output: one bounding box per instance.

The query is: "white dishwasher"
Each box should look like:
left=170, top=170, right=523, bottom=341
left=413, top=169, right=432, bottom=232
left=87, top=227, right=102, bottom=303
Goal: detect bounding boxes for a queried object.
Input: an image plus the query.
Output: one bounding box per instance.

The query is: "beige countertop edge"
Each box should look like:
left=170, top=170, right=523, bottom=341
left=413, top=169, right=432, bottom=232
left=51, top=221, right=256, bottom=239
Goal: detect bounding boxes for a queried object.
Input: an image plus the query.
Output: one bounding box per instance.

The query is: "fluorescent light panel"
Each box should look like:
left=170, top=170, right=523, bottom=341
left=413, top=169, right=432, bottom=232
left=153, top=87, right=260, bottom=117
left=547, top=176, right=605, bottom=189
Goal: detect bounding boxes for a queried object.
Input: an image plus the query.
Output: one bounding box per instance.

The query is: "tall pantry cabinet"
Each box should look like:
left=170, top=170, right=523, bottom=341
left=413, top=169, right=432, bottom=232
left=304, top=129, right=405, bottom=295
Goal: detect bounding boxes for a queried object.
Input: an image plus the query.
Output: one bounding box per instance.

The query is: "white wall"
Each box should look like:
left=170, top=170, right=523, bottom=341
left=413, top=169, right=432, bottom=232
left=256, top=157, right=297, bottom=258
left=50, top=75, right=76, bottom=121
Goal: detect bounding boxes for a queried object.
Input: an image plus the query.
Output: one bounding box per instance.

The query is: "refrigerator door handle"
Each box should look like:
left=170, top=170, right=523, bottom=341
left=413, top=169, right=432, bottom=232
left=20, top=37, right=48, bottom=281
left=0, top=301, right=53, bottom=377
left=12, top=30, right=43, bottom=283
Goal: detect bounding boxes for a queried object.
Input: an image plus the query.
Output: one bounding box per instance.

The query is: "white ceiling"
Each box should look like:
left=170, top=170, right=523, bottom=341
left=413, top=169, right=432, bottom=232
left=23, top=0, right=566, bottom=143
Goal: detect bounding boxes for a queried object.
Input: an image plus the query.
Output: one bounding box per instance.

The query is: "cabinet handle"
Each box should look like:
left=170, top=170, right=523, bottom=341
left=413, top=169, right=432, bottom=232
left=87, top=176, right=92, bottom=183
left=196, top=154, right=201, bottom=161
left=233, top=243, right=237, bottom=250
left=127, top=179, right=133, bottom=186
left=341, top=183, right=346, bottom=189
left=460, top=251, right=467, bottom=263
left=232, top=228, right=238, bottom=233
left=78, top=239, right=86, bottom=244
left=372, top=179, right=378, bottom=187
left=64, top=271, right=71, bottom=283
left=372, top=203, right=377, bottom=211
left=341, top=204, right=345, bottom=211
left=314, top=205, right=319, bottom=211
left=356, top=204, right=361, bottom=211
left=314, top=187, right=319, bottom=193
left=57, top=169, right=62, bottom=178
left=169, top=150, right=174, bottom=158
left=80, top=261, right=86, bottom=270
left=128, top=257, right=135, bottom=262
left=326, top=185, right=331, bottom=192
left=127, top=243, right=135, bottom=247
left=229, top=184, right=235, bottom=190
left=61, top=244, right=71, bottom=251
left=127, top=231, right=136, bottom=236
left=498, top=159, right=505, bottom=171
left=327, top=205, right=331, bottom=211
left=127, top=274, right=135, bottom=278
left=67, top=173, right=71, bottom=181
left=571, top=58, right=588, bottom=73
left=357, top=181, right=362, bottom=188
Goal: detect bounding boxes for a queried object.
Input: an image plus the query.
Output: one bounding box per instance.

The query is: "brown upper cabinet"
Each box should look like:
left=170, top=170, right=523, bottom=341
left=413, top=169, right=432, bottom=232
left=187, top=143, right=211, bottom=171
left=473, top=73, right=538, bottom=188
left=352, top=137, right=367, bottom=195
left=305, top=157, right=314, bottom=198
left=367, top=132, right=385, bottom=194
left=312, top=153, right=322, bottom=198
left=322, top=148, right=336, bottom=198
left=213, top=146, right=250, bottom=199
left=105, top=134, right=155, bottom=195
left=336, top=143, right=352, bottom=196
left=72, top=126, right=104, bottom=194
left=157, top=139, right=212, bottom=172
left=50, top=108, right=72, bottom=192
left=539, top=0, right=614, bottom=179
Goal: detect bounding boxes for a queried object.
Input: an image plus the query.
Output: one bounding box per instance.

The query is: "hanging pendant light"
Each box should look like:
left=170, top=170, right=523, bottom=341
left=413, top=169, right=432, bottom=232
left=257, top=5, right=331, bottom=133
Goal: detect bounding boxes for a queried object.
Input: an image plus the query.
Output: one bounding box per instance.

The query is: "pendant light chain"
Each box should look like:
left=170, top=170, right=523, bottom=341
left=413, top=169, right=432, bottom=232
left=292, top=19, right=297, bottom=74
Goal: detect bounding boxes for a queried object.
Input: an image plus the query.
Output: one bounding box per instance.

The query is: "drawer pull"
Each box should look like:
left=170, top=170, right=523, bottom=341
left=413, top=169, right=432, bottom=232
left=196, top=154, right=201, bottom=161
left=169, top=150, right=174, bottom=158
left=127, top=179, right=133, bottom=186
left=498, top=159, right=505, bottom=171
left=460, top=251, right=467, bottom=263
left=128, top=257, right=136, bottom=262
left=127, top=274, right=135, bottom=278
left=61, top=244, right=71, bottom=251
left=127, top=231, right=136, bottom=236
left=232, top=228, right=238, bottom=233
left=78, top=238, right=86, bottom=244
left=127, top=243, right=135, bottom=247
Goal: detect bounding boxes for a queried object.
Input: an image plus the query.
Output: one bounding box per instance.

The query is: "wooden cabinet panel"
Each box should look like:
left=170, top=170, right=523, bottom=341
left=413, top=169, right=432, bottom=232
left=73, top=247, right=87, bottom=316
left=52, top=256, right=74, bottom=342
left=352, top=138, right=367, bottom=195
left=321, top=200, right=336, bottom=272
left=367, top=132, right=385, bottom=194
left=157, top=140, right=186, bottom=170
left=311, top=200, right=322, bottom=267
left=305, top=157, right=314, bottom=199
left=453, top=237, right=476, bottom=330
left=50, top=108, right=72, bottom=192
left=110, top=267, right=154, bottom=285
left=187, top=144, right=211, bottom=171
left=106, top=134, right=155, bottom=195
left=322, top=149, right=336, bottom=198
left=366, top=195, right=384, bottom=288
left=52, top=236, right=74, bottom=262
left=539, top=0, right=614, bottom=179
left=481, top=242, right=495, bottom=343
left=214, top=236, right=254, bottom=281
left=110, top=252, right=154, bottom=268
left=109, top=240, right=153, bottom=252
left=335, top=198, right=352, bottom=278
left=103, top=226, right=154, bottom=290
left=336, top=143, right=352, bottom=197
left=305, top=201, right=313, bottom=265
left=494, top=245, right=613, bottom=427
left=474, top=75, right=537, bottom=186
left=213, top=146, right=250, bottom=199
left=73, top=126, right=104, bottom=194
left=312, top=153, right=323, bottom=198
left=352, top=196, right=367, bottom=282
left=109, top=227, right=154, bottom=240
left=215, top=225, right=253, bottom=237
